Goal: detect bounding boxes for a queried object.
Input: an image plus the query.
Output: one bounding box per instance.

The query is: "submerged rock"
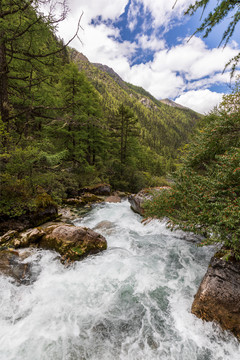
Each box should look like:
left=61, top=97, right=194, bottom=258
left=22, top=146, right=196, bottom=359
left=191, top=253, right=240, bottom=339
left=93, top=221, right=116, bottom=235
left=0, top=249, right=30, bottom=283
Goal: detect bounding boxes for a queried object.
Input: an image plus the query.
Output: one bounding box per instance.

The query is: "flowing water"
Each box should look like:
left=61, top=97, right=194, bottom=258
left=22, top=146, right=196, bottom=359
left=0, top=201, right=239, bottom=360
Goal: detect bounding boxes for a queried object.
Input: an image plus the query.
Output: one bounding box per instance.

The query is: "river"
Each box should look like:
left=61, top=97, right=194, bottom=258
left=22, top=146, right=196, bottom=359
left=0, top=200, right=239, bottom=360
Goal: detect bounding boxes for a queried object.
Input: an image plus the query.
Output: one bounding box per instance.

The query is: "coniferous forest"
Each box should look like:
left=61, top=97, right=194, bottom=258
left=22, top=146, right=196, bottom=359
left=0, top=0, right=201, bottom=219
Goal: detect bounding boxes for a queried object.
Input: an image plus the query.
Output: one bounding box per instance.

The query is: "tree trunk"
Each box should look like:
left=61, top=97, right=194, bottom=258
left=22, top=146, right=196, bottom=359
left=0, top=39, right=9, bottom=129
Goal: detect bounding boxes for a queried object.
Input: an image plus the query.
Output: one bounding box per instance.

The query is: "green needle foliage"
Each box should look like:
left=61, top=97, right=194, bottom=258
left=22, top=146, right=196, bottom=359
left=144, top=84, right=240, bottom=258
left=185, top=0, right=240, bottom=74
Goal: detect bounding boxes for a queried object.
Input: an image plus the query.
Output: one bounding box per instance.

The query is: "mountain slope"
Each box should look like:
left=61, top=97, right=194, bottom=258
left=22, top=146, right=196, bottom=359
left=159, top=98, right=187, bottom=110
left=69, top=48, right=201, bottom=163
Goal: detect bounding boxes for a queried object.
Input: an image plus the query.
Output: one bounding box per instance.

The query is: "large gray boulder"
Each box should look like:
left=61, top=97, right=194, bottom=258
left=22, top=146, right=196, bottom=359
left=191, top=252, right=240, bottom=339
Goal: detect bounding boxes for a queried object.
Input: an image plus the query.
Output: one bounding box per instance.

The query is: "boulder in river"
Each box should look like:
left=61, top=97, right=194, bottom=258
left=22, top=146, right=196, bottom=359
left=0, top=223, right=107, bottom=262
left=191, top=252, right=240, bottom=339
left=40, top=224, right=107, bottom=261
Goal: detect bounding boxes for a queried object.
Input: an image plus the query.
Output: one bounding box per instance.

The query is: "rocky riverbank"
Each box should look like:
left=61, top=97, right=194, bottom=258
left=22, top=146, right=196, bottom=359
left=0, top=184, right=129, bottom=282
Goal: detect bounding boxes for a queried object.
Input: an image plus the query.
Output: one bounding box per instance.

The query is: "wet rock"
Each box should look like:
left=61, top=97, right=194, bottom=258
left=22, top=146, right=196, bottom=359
left=0, top=223, right=107, bottom=263
left=58, top=207, right=80, bottom=223
left=105, top=194, right=121, bottom=203
left=93, top=221, right=116, bottom=235
left=0, top=230, right=19, bottom=246
left=79, top=183, right=111, bottom=196
left=39, top=224, right=107, bottom=261
left=0, top=249, right=30, bottom=283
left=1, top=227, right=45, bottom=249
left=191, top=253, right=240, bottom=339
left=128, top=187, right=170, bottom=216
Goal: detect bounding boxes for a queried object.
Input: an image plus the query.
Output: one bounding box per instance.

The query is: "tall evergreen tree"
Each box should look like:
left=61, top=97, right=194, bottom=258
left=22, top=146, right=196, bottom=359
left=110, top=104, right=139, bottom=165
left=57, top=63, right=105, bottom=168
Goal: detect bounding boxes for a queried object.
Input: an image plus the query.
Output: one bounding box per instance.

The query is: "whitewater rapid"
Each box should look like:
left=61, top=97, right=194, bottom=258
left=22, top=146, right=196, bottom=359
left=0, top=200, right=239, bottom=360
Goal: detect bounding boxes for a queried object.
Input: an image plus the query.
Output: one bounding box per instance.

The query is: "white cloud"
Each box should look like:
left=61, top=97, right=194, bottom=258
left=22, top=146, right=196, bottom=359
left=175, top=90, right=224, bottom=114
left=67, top=0, right=128, bottom=21
left=120, top=37, right=238, bottom=106
left=137, top=34, right=166, bottom=51
left=126, top=63, right=184, bottom=98
left=138, top=0, right=194, bottom=29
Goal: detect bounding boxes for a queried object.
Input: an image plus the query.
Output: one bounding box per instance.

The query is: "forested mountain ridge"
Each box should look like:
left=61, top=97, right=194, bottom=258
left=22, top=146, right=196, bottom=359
left=69, top=48, right=201, bottom=164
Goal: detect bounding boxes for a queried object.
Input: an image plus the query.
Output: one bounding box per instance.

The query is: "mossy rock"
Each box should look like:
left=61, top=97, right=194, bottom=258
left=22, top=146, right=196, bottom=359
left=39, top=224, right=107, bottom=261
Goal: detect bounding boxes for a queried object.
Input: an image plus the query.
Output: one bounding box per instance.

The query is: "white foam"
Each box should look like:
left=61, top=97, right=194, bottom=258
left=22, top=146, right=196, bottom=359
left=0, top=201, right=239, bottom=360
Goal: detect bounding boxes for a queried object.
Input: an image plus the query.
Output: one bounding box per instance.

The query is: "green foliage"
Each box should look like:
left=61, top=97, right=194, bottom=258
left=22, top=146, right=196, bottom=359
left=0, top=173, right=34, bottom=217
left=70, top=47, right=201, bottom=165
left=144, top=90, right=240, bottom=258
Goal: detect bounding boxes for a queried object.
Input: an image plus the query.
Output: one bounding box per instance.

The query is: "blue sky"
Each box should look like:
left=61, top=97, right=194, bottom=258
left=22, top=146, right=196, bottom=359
left=57, top=0, right=240, bottom=113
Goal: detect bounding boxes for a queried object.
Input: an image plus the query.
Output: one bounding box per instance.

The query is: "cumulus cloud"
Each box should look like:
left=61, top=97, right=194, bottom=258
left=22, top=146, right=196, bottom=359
left=122, top=37, right=238, bottom=105
left=138, top=0, right=194, bottom=29
left=175, top=90, right=224, bottom=114
left=67, top=0, right=128, bottom=21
